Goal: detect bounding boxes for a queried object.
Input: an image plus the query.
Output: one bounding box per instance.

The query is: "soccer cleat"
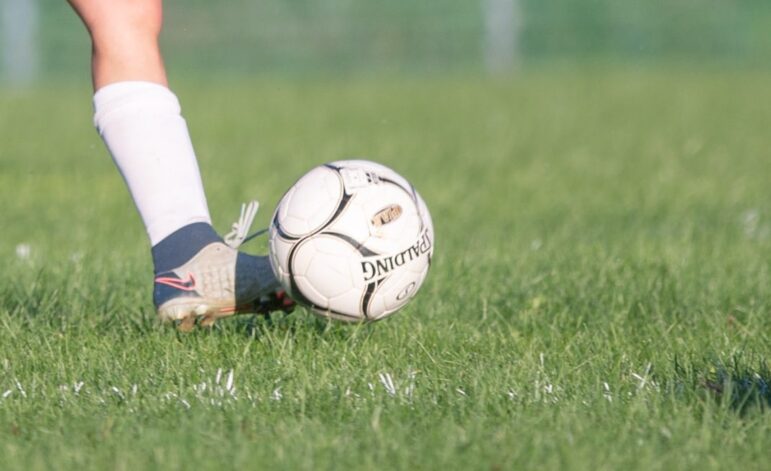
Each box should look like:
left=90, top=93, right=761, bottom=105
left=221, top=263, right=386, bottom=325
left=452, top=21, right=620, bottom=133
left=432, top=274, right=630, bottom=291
left=154, top=201, right=294, bottom=331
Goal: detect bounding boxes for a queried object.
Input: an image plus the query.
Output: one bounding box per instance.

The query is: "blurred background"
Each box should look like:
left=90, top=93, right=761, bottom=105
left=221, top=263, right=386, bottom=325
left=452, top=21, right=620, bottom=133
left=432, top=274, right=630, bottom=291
left=2, top=0, right=771, bottom=85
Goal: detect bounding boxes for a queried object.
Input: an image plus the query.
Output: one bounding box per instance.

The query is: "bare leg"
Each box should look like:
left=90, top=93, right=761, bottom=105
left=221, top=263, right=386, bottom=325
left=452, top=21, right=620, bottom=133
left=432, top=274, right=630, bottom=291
left=68, top=0, right=166, bottom=89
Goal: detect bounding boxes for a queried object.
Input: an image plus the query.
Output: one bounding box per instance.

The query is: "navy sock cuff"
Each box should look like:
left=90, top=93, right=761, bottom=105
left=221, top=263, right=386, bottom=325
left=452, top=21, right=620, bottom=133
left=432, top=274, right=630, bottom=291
left=151, top=222, right=222, bottom=275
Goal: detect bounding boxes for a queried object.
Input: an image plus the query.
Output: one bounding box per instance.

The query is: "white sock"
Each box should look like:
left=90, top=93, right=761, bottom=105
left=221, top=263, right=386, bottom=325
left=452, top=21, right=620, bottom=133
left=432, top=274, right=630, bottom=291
left=93, top=81, right=211, bottom=246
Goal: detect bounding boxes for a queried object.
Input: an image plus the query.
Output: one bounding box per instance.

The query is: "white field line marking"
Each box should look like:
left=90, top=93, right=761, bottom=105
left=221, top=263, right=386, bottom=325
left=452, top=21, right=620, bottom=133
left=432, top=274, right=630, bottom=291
left=379, top=373, right=396, bottom=396
left=225, top=370, right=235, bottom=393
left=14, top=379, right=26, bottom=398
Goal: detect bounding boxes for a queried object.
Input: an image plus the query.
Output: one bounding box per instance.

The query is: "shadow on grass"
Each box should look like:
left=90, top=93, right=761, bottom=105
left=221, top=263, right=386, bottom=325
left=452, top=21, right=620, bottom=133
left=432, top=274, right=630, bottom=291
left=680, top=356, right=771, bottom=414
left=230, top=309, right=375, bottom=341
left=702, top=370, right=770, bottom=413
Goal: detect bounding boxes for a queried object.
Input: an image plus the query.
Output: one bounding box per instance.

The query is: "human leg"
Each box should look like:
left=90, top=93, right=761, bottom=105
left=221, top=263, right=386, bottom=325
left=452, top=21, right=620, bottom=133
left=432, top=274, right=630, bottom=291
left=69, top=0, right=290, bottom=328
left=68, top=0, right=166, bottom=89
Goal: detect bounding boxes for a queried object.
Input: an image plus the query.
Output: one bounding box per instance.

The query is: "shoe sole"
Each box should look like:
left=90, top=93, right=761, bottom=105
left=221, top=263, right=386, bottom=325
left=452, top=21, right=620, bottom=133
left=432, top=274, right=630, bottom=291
left=158, top=300, right=247, bottom=331
left=158, top=292, right=295, bottom=331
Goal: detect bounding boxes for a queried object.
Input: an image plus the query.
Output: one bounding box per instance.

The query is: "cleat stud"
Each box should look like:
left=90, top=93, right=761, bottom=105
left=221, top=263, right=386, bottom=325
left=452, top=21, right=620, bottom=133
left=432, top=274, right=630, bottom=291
left=177, top=315, right=196, bottom=332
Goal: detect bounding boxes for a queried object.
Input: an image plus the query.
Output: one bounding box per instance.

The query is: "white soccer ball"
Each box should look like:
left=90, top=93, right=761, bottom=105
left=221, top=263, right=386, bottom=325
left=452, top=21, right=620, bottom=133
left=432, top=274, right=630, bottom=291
left=268, top=160, right=434, bottom=322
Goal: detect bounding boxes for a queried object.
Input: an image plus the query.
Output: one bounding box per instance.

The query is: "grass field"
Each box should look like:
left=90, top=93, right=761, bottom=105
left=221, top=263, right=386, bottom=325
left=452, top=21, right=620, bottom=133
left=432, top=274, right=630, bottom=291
left=0, top=69, right=769, bottom=470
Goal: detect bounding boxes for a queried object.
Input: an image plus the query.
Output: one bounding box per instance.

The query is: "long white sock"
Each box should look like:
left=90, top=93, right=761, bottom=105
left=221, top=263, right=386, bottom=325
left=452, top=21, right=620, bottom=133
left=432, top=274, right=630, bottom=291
left=93, top=81, right=211, bottom=246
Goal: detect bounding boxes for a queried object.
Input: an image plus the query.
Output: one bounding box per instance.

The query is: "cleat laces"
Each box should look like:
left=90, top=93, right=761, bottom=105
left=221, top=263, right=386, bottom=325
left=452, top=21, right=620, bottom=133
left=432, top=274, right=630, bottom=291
left=224, top=200, right=269, bottom=248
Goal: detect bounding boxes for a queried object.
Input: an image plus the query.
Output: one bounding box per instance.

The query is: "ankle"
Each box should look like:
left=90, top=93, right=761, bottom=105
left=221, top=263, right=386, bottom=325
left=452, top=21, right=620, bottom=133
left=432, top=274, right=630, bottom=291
left=151, top=222, right=222, bottom=275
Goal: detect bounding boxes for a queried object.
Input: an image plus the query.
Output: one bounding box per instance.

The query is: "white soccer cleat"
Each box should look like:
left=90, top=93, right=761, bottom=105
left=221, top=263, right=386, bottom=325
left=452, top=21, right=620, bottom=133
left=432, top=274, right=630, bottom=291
left=153, top=202, right=294, bottom=331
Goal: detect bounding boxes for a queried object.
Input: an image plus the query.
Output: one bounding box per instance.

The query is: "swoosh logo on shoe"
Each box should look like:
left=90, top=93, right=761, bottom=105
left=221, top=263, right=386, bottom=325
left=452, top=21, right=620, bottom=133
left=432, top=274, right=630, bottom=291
left=155, top=273, right=197, bottom=291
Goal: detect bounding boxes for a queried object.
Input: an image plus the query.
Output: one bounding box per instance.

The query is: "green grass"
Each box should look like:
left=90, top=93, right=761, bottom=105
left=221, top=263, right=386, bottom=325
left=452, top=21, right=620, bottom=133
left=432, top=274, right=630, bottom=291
left=0, top=69, right=769, bottom=470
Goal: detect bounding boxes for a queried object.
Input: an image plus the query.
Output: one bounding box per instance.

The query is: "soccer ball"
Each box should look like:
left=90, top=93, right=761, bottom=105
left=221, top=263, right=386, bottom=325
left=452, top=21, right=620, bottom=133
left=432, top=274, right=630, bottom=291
left=268, top=160, right=434, bottom=322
